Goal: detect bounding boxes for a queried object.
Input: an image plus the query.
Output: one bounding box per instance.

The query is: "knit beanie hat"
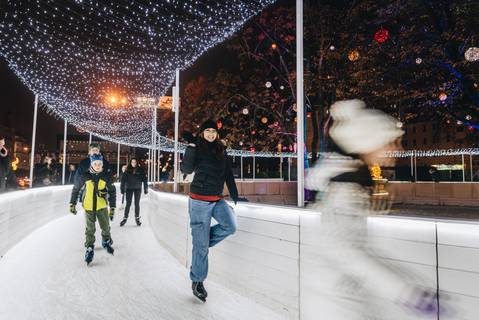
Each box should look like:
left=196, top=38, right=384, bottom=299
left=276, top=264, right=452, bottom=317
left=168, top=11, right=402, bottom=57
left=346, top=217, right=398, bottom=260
left=328, top=99, right=404, bottom=155
left=200, top=119, right=218, bottom=132
left=90, top=154, right=103, bottom=165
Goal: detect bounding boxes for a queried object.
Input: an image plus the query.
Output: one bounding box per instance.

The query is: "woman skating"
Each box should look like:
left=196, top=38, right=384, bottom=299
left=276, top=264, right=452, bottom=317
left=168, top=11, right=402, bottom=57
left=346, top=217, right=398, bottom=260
left=181, top=119, right=239, bottom=302
left=120, top=158, right=148, bottom=227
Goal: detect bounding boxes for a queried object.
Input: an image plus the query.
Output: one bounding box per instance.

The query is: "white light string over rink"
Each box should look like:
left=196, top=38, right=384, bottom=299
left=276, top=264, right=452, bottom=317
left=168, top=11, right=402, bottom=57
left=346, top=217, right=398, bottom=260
left=0, top=0, right=276, bottom=147
left=383, top=148, right=479, bottom=158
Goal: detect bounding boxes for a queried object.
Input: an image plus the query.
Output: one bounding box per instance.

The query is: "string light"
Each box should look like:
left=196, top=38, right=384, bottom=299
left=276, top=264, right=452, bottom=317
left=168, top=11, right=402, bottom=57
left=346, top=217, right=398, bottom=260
left=383, top=148, right=479, bottom=158
left=0, top=0, right=275, bottom=147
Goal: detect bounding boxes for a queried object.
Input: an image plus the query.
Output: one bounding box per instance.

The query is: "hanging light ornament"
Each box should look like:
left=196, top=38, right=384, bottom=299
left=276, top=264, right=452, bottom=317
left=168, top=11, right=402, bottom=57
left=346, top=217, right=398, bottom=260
left=0, top=1, right=275, bottom=147
left=348, top=50, right=360, bottom=61
left=439, top=92, right=448, bottom=101
left=466, top=115, right=472, bottom=121
left=280, top=85, right=285, bottom=90
left=329, top=45, right=335, bottom=51
left=265, top=81, right=272, bottom=88
left=242, top=108, right=249, bottom=115
left=261, top=117, right=268, bottom=124
left=416, top=58, right=423, bottom=64
left=271, top=43, right=277, bottom=50
left=374, top=28, right=390, bottom=44
left=464, top=47, right=479, bottom=62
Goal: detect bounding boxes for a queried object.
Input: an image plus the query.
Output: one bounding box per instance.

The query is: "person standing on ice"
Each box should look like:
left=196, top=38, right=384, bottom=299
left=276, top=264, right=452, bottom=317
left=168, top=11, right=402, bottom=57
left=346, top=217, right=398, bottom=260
left=305, top=99, right=440, bottom=319
left=74, top=142, right=112, bottom=184
left=181, top=119, right=239, bottom=302
left=69, top=154, right=116, bottom=265
left=119, top=157, right=148, bottom=227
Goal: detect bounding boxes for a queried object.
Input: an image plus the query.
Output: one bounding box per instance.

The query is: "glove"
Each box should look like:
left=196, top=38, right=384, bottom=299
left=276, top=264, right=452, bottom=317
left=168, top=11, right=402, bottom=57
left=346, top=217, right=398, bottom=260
left=109, top=207, right=115, bottom=221
left=69, top=203, right=77, bottom=215
left=98, top=188, right=108, bottom=199
left=233, top=197, right=248, bottom=205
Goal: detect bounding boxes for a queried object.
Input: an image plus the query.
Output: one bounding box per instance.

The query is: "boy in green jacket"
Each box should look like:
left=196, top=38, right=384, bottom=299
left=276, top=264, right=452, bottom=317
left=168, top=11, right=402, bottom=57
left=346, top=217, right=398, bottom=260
left=70, top=154, right=116, bottom=265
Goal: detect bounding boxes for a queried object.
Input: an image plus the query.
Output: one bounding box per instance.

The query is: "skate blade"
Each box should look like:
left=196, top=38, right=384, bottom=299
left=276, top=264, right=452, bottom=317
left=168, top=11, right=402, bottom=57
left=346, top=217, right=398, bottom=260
left=193, top=294, right=206, bottom=303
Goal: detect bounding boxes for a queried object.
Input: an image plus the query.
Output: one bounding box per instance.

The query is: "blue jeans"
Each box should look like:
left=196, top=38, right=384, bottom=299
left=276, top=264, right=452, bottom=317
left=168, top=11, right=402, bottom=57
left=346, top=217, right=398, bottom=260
left=188, top=198, right=237, bottom=282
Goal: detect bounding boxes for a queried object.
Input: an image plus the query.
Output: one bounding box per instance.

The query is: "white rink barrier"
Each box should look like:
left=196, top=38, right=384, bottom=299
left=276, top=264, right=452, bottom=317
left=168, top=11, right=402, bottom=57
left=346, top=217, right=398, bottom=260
left=148, top=190, right=479, bottom=320
left=0, top=185, right=73, bottom=258
left=1, top=187, right=478, bottom=319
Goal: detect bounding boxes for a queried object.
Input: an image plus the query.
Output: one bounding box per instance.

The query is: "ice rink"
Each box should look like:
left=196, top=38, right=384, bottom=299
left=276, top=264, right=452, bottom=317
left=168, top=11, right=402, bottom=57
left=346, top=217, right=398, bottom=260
left=1, top=185, right=479, bottom=320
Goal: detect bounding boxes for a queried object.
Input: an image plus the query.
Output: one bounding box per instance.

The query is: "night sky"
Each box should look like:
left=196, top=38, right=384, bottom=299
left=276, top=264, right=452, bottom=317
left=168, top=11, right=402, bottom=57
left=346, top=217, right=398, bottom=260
left=0, top=58, right=73, bottom=148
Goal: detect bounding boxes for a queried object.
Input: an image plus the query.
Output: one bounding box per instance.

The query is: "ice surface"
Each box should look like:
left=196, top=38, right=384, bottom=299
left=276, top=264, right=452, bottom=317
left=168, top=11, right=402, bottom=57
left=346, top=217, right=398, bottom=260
left=0, top=199, right=287, bottom=320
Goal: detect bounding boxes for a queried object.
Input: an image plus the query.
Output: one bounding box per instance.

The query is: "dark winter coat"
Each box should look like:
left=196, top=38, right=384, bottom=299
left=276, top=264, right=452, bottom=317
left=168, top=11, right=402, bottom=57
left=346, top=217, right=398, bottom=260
left=181, top=143, right=238, bottom=200
left=0, top=153, right=10, bottom=178
left=74, top=156, right=112, bottom=184
left=120, top=166, right=147, bottom=193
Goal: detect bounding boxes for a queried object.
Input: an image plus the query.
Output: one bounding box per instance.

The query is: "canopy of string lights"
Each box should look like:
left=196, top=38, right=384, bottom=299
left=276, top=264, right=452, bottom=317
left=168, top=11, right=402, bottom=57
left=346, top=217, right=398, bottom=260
left=0, top=0, right=275, bottom=147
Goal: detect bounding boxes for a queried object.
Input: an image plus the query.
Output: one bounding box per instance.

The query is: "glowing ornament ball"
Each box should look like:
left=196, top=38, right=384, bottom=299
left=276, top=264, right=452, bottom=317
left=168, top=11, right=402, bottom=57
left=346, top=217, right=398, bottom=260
left=465, top=47, right=479, bottom=62
left=374, top=28, right=390, bottom=43
left=416, top=58, right=422, bottom=64
left=271, top=43, right=277, bottom=50
left=265, top=81, right=272, bottom=88
left=261, top=117, right=268, bottom=124
left=439, top=92, right=448, bottom=101
left=348, top=50, right=360, bottom=61
left=466, top=115, right=472, bottom=121
left=242, top=108, right=249, bottom=115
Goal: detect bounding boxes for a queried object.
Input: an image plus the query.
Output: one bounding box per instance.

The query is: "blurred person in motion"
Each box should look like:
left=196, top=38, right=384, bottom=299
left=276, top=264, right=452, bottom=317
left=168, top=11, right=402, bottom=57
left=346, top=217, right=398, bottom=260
left=0, top=136, right=11, bottom=193
left=119, top=158, right=148, bottom=227
left=305, top=100, right=440, bottom=320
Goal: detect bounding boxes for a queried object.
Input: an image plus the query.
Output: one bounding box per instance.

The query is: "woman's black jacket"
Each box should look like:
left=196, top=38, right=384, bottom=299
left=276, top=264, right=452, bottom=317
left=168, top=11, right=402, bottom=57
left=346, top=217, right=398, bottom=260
left=181, top=145, right=238, bottom=200
left=120, top=166, right=148, bottom=193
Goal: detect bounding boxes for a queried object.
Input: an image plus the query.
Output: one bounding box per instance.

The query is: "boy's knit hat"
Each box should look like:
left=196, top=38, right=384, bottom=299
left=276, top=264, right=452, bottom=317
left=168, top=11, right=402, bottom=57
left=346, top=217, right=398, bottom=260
left=90, top=154, right=103, bottom=164
left=200, top=119, right=218, bottom=132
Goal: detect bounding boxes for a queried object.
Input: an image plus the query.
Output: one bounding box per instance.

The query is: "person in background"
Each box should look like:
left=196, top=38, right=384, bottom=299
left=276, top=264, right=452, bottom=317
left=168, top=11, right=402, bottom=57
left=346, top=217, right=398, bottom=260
left=120, top=158, right=148, bottom=227
left=34, top=155, right=55, bottom=186
left=66, top=164, right=76, bottom=184
left=0, top=136, right=11, bottom=193
left=75, top=142, right=112, bottom=184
